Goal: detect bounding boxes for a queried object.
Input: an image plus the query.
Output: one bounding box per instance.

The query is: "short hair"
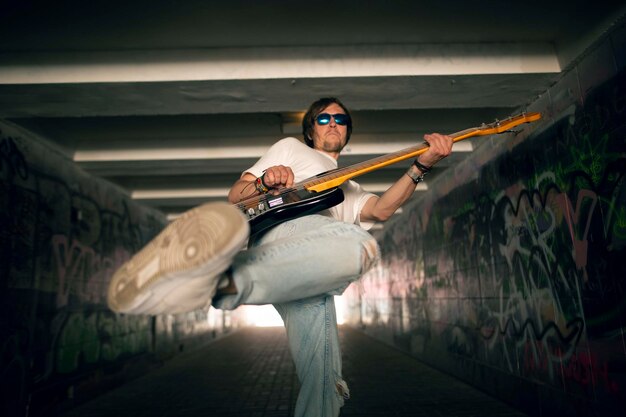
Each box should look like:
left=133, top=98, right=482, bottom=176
left=302, top=97, right=353, bottom=148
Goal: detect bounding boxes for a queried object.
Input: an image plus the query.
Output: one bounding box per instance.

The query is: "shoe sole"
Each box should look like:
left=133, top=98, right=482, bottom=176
left=107, top=202, right=249, bottom=314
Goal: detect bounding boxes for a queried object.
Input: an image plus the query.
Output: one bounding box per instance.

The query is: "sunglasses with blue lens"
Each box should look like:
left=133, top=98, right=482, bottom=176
left=315, top=113, right=349, bottom=126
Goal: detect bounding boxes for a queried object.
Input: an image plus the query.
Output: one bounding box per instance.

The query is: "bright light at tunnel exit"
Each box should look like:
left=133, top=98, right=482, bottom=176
left=245, top=295, right=347, bottom=327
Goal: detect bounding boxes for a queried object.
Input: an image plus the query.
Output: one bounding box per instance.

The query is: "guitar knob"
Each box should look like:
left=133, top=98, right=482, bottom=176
left=247, top=208, right=256, bottom=217
left=258, top=202, right=266, bottom=212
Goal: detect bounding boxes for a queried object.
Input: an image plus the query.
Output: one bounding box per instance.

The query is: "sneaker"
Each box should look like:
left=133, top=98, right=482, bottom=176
left=107, top=202, right=249, bottom=315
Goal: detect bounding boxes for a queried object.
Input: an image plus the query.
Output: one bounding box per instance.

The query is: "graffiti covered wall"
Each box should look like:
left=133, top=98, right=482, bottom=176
left=0, top=121, right=241, bottom=417
left=343, top=24, right=626, bottom=416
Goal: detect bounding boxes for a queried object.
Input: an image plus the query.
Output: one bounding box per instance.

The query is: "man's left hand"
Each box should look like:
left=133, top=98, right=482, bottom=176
left=418, top=133, right=454, bottom=167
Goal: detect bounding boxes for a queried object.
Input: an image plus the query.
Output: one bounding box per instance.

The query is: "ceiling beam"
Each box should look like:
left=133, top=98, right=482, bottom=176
left=0, top=43, right=560, bottom=85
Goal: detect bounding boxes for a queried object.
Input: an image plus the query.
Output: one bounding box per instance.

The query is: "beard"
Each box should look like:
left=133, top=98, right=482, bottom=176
left=322, top=141, right=345, bottom=153
left=319, top=133, right=346, bottom=153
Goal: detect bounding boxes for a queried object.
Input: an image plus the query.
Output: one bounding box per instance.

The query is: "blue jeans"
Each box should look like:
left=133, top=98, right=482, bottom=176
left=213, top=215, right=380, bottom=417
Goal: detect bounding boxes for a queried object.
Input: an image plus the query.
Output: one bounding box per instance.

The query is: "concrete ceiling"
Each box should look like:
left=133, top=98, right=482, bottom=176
left=1, top=0, right=625, bottom=225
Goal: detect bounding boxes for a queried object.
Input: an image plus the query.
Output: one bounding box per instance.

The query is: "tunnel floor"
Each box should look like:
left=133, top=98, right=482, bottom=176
left=58, top=326, right=529, bottom=417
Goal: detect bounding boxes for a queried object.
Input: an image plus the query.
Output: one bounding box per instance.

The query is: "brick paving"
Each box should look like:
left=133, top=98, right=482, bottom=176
left=59, top=326, right=529, bottom=417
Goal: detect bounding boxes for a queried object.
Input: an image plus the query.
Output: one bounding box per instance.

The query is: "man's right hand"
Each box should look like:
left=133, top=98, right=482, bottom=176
left=261, top=165, right=295, bottom=189
left=228, top=166, right=295, bottom=203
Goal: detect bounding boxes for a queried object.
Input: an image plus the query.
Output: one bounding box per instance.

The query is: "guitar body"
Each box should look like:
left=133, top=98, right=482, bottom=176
left=237, top=187, right=345, bottom=236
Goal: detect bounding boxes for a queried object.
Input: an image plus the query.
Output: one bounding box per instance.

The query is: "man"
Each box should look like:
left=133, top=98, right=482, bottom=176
left=108, top=97, right=453, bottom=417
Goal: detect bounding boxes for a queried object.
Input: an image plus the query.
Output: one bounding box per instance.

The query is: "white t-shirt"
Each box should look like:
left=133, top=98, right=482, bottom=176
left=244, top=137, right=377, bottom=230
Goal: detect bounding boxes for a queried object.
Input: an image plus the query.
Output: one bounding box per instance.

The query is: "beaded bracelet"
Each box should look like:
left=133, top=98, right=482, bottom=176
left=255, top=175, right=269, bottom=194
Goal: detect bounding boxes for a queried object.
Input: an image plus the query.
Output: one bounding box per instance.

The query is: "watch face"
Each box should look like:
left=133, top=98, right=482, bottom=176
left=406, top=168, right=423, bottom=184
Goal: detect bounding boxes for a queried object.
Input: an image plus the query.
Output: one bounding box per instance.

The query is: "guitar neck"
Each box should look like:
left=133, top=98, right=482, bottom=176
left=304, top=126, right=479, bottom=192
left=236, top=111, right=541, bottom=206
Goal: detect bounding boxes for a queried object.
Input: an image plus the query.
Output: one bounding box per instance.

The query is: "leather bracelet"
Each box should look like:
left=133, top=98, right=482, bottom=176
left=406, top=166, right=425, bottom=184
left=413, top=159, right=431, bottom=174
left=255, top=176, right=269, bottom=194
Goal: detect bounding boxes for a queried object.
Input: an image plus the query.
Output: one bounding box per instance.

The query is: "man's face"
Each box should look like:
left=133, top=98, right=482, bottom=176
left=311, top=103, right=349, bottom=154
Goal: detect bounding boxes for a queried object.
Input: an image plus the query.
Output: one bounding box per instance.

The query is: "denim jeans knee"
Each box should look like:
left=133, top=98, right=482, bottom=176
left=214, top=215, right=380, bottom=308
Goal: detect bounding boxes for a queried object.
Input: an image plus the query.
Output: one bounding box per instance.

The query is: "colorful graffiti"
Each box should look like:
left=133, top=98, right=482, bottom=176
left=346, top=61, right=626, bottom=415
left=0, top=125, right=239, bottom=417
left=0, top=128, right=163, bottom=416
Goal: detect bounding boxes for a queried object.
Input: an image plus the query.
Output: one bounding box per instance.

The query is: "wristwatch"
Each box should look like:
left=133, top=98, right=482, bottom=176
left=406, top=159, right=431, bottom=184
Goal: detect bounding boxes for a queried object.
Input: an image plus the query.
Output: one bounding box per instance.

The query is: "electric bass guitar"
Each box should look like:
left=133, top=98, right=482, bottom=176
left=235, top=112, right=542, bottom=235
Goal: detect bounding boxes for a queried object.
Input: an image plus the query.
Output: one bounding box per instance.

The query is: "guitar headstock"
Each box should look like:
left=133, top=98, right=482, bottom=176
left=477, top=112, right=542, bottom=136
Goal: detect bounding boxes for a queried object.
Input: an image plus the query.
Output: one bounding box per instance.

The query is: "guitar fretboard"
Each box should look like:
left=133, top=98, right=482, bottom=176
left=302, top=126, right=480, bottom=192
left=235, top=112, right=541, bottom=208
